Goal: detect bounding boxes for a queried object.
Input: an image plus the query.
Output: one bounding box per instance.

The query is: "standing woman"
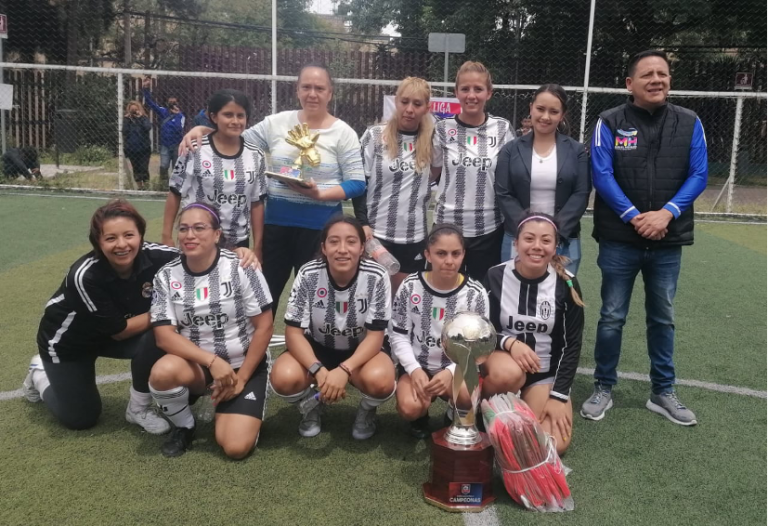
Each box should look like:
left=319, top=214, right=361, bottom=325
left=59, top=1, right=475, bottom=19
left=161, top=89, right=268, bottom=257
left=353, top=77, right=434, bottom=294
left=149, top=203, right=274, bottom=459
left=495, top=84, right=590, bottom=274
left=391, top=224, right=489, bottom=438
left=482, top=211, right=584, bottom=455
left=270, top=215, right=395, bottom=441
left=431, top=61, right=515, bottom=283
left=181, top=64, right=365, bottom=312
left=123, top=101, right=152, bottom=190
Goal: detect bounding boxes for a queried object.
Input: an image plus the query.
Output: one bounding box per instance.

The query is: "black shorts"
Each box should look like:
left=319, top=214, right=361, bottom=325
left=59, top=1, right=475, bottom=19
left=202, top=358, right=269, bottom=420
left=478, top=351, right=556, bottom=390
left=461, top=226, right=504, bottom=282
left=396, top=364, right=438, bottom=380
left=308, top=338, right=355, bottom=370
left=377, top=237, right=427, bottom=274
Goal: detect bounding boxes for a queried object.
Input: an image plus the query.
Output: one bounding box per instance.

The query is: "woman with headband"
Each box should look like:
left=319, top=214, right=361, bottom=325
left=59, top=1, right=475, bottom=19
left=24, top=199, right=259, bottom=433
left=149, top=203, right=274, bottom=459
left=495, top=84, right=590, bottom=273
left=390, top=224, right=489, bottom=438
left=482, top=211, right=585, bottom=455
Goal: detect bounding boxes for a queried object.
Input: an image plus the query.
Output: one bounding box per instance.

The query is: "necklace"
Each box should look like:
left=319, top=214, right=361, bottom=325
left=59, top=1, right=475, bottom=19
left=533, top=143, right=555, bottom=163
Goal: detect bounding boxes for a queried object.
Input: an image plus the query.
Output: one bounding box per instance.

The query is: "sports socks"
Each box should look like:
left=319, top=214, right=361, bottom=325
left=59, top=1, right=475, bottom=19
left=149, top=385, right=195, bottom=429
left=360, top=385, right=396, bottom=410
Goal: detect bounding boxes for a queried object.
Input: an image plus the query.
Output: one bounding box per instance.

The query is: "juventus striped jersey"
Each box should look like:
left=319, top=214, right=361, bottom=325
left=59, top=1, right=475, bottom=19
left=151, top=248, right=273, bottom=369
left=37, top=242, right=179, bottom=363
left=355, top=125, right=431, bottom=244
left=170, top=134, right=268, bottom=246
left=284, top=259, right=391, bottom=352
left=483, top=261, right=584, bottom=402
left=391, top=272, right=489, bottom=376
left=432, top=115, right=515, bottom=237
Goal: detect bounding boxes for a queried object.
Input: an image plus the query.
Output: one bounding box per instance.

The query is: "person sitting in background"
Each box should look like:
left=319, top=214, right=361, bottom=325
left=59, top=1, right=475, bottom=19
left=142, top=77, right=186, bottom=183
left=3, top=146, right=41, bottom=180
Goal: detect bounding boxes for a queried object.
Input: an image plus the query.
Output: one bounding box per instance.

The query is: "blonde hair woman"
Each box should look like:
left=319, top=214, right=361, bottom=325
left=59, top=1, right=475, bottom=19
left=353, top=76, right=434, bottom=294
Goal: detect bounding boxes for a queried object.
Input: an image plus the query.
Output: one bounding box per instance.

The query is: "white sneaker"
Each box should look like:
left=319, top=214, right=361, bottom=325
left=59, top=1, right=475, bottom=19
left=352, top=405, right=377, bottom=440
left=22, top=355, right=45, bottom=403
left=125, top=403, right=172, bottom=435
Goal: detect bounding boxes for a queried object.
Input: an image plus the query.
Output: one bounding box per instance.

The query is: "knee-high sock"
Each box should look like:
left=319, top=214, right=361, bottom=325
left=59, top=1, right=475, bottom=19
left=360, top=384, right=396, bottom=411
left=149, top=385, right=195, bottom=429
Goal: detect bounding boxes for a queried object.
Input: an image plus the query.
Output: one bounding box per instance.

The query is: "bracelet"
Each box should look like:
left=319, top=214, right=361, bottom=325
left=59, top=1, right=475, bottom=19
left=207, top=355, right=217, bottom=369
left=505, top=338, right=518, bottom=353
left=338, top=362, right=352, bottom=377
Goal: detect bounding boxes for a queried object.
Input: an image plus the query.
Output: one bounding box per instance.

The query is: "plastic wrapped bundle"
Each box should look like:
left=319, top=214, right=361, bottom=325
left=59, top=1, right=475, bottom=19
left=481, top=392, right=574, bottom=512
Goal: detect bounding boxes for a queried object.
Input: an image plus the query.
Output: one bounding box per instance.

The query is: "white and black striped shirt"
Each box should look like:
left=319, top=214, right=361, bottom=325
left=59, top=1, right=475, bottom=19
left=151, top=249, right=273, bottom=369
left=170, top=134, right=267, bottom=246
left=391, top=272, right=489, bottom=375
left=432, top=115, right=515, bottom=237
left=37, top=242, right=179, bottom=363
left=355, top=125, right=431, bottom=244
left=284, top=259, right=391, bottom=352
left=484, top=260, right=584, bottom=401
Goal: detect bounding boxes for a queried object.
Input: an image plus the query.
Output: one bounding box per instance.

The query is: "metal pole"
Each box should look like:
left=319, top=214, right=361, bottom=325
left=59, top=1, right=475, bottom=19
left=123, top=0, right=132, bottom=67
left=271, top=0, right=277, bottom=114
left=117, top=72, right=125, bottom=191
left=443, top=34, right=449, bottom=97
left=0, top=37, right=5, bottom=154
left=578, top=0, right=597, bottom=143
left=725, top=97, right=744, bottom=213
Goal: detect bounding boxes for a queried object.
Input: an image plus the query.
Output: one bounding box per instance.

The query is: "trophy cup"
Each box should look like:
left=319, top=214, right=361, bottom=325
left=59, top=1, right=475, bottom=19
left=423, top=311, right=497, bottom=512
left=265, top=123, right=320, bottom=188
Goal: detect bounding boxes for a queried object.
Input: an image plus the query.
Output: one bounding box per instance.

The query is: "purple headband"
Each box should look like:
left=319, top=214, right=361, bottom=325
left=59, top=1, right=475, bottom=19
left=182, top=203, right=220, bottom=225
left=517, top=215, right=558, bottom=232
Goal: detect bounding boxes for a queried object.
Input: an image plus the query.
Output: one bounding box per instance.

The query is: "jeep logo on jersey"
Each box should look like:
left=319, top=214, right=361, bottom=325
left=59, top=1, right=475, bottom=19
left=319, top=324, right=364, bottom=337
left=506, top=315, right=548, bottom=333
left=451, top=156, right=493, bottom=172
left=416, top=332, right=440, bottom=347
left=180, top=311, right=229, bottom=329
left=206, top=189, right=247, bottom=208
left=389, top=159, right=417, bottom=172
left=539, top=300, right=552, bottom=320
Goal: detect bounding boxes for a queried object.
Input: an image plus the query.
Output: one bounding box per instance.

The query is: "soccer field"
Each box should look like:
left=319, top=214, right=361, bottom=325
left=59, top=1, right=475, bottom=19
left=0, top=193, right=765, bottom=526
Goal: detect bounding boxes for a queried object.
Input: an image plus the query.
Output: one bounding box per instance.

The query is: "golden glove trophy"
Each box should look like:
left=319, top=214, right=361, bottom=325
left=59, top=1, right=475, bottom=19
left=265, top=123, right=320, bottom=188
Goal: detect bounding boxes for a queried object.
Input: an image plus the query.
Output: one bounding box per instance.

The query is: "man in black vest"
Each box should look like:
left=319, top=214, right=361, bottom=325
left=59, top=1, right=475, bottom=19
left=580, top=50, right=708, bottom=426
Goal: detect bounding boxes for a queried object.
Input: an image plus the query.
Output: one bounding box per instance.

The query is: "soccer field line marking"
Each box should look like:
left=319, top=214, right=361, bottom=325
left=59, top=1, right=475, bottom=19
left=576, top=367, right=767, bottom=399
left=0, top=191, right=165, bottom=203
left=463, top=505, right=501, bottom=526
left=0, top=369, right=764, bottom=402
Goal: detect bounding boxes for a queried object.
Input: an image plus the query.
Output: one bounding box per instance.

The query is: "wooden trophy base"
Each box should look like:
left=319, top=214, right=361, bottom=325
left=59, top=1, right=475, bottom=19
left=422, top=428, right=496, bottom=512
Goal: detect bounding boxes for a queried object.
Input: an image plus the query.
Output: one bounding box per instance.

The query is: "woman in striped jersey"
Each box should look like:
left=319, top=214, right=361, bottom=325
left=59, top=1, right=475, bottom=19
left=162, top=89, right=268, bottom=256
left=353, top=77, right=434, bottom=294
left=149, top=203, right=274, bottom=459
left=390, top=224, right=489, bottom=438
left=270, top=215, right=395, bottom=441
left=431, top=61, right=515, bottom=283
left=483, top=211, right=585, bottom=455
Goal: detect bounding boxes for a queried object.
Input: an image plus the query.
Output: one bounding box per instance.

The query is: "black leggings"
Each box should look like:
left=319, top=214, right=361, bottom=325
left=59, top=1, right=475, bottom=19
left=39, top=331, right=164, bottom=430
left=126, top=149, right=151, bottom=183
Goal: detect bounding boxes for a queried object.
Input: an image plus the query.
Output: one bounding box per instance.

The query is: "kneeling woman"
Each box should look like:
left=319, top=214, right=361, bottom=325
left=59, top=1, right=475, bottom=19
left=390, top=224, right=490, bottom=438
left=149, top=203, right=273, bottom=459
left=270, top=215, right=395, bottom=440
left=483, top=211, right=584, bottom=455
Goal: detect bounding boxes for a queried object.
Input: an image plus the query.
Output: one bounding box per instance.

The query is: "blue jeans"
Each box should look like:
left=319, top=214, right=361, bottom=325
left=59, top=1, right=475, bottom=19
left=501, top=232, right=581, bottom=275
left=159, top=144, right=180, bottom=178
left=593, top=240, right=682, bottom=394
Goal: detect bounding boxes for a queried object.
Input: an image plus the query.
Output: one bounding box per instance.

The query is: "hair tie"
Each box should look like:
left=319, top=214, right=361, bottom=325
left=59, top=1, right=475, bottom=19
left=183, top=203, right=219, bottom=222
left=517, top=215, right=559, bottom=233
left=566, top=279, right=573, bottom=288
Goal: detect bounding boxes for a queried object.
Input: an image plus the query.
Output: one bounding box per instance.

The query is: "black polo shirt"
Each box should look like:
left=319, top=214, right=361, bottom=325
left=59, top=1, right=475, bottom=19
left=36, top=242, right=179, bottom=362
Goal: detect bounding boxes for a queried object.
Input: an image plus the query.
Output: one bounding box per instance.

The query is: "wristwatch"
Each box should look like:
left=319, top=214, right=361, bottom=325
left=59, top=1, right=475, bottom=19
left=308, top=361, right=323, bottom=377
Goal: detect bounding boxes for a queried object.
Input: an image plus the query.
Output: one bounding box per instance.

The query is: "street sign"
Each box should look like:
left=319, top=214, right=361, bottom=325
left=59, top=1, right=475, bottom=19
left=0, top=14, right=7, bottom=39
left=428, top=33, right=465, bottom=53
left=734, top=72, right=753, bottom=90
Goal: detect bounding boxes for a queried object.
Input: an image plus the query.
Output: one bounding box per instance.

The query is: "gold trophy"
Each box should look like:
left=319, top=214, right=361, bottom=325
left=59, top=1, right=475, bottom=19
left=265, top=123, right=320, bottom=188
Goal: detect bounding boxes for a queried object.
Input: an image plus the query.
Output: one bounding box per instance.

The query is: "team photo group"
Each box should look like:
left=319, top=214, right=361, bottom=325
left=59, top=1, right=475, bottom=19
left=22, top=48, right=708, bottom=462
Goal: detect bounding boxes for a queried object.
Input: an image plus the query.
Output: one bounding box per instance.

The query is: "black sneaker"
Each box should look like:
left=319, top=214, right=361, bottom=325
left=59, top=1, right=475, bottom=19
left=161, top=426, right=195, bottom=458
left=409, top=415, right=430, bottom=439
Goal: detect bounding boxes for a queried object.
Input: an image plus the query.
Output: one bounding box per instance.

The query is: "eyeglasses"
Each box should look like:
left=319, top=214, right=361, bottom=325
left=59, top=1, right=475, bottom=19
left=178, top=224, right=214, bottom=235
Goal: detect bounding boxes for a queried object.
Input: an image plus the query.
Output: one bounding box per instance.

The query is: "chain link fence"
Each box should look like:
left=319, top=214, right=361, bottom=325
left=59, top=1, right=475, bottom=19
left=0, top=0, right=764, bottom=215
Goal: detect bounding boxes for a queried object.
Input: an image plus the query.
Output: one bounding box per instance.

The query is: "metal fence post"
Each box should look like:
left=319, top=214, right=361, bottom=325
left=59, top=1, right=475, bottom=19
left=726, top=97, right=744, bottom=213
left=117, top=72, right=125, bottom=191
left=578, top=0, right=597, bottom=144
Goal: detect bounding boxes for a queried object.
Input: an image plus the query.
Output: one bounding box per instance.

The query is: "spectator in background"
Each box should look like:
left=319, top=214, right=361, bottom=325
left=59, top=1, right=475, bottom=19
left=516, top=115, right=532, bottom=137
left=193, top=108, right=212, bottom=128
left=142, top=77, right=186, bottom=183
left=123, top=101, right=152, bottom=190
left=3, top=146, right=40, bottom=180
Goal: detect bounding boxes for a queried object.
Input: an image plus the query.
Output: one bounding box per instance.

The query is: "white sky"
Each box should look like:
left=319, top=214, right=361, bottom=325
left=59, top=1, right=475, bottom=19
left=309, top=0, right=400, bottom=36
